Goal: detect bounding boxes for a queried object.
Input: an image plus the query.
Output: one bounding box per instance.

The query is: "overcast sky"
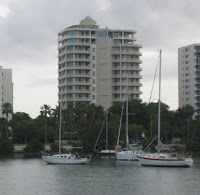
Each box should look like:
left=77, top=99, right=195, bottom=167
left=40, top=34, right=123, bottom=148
left=0, top=0, right=200, bottom=118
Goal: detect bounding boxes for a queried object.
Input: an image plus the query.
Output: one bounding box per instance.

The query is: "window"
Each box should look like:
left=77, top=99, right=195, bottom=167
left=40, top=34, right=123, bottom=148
left=93, top=95, right=95, bottom=99
left=92, top=64, right=95, bottom=68
left=68, top=46, right=73, bottom=51
left=68, top=70, right=73, bottom=75
left=69, top=54, right=73, bottom=59
left=92, top=48, right=95, bottom=52
left=93, top=79, right=95, bottom=84
left=69, top=31, right=75, bottom=36
left=185, top=61, right=189, bottom=64
left=185, top=54, right=189, bottom=58
left=97, top=30, right=108, bottom=38
left=185, top=48, right=189, bottom=52
left=69, top=39, right=75, bottom=43
left=69, top=62, right=73, bottom=67
left=195, top=46, right=200, bottom=51
left=114, top=32, right=122, bottom=37
left=92, top=56, right=95, bottom=60
left=93, top=87, right=95, bottom=91
left=114, top=40, right=122, bottom=45
left=194, top=52, right=200, bottom=57
left=91, top=39, right=96, bottom=44
left=92, top=71, right=95, bottom=76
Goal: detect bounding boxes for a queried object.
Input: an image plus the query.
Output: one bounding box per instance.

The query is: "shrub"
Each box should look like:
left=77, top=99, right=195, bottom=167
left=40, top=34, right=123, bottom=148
left=0, top=139, right=14, bottom=155
left=24, top=138, right=44, bottom=152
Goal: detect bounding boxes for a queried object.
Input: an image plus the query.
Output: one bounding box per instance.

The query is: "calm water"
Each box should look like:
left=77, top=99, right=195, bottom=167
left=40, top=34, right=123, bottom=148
left=0, top=155, right=200, bottom=195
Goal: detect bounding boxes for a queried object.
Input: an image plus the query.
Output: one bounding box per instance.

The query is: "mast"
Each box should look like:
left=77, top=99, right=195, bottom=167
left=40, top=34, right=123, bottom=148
left=126, top=72, right=129, bottom=150
left=158, top=50, right=162, bottom=154
left=106, top=110, right=108, bottom=150
left=58, top=100, right=62, bottom=155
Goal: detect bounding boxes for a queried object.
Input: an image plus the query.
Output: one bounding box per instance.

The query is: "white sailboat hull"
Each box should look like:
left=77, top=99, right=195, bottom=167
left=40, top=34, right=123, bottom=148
left=137, top=154, right=193, bottom=167
left=42, top=155, right=87, bottom=165
left=116, top=150, right=142, bottom=161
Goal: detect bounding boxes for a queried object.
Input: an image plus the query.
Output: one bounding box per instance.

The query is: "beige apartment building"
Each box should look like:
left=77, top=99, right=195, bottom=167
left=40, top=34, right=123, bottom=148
left=178, top=44, right=200, bottom=119
left=0, top=66, right=13, bottom=120
left=58, top=17, right=142, bottom=110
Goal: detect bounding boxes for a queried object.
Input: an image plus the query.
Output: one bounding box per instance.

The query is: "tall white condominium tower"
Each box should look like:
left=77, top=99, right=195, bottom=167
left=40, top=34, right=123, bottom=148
left=58, top=17, right=142, bottom=109
left=178, top=44, right=200, bottom=119
left=0, top=66, right=13, bottom=120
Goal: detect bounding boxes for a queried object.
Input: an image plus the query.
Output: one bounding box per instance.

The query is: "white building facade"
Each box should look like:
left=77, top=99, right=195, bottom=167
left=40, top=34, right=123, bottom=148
left=58, top=17, right=142, bottom=110
left=178, top=44, right=200, bottom=119
left=0, top=66, right=13, bottom=120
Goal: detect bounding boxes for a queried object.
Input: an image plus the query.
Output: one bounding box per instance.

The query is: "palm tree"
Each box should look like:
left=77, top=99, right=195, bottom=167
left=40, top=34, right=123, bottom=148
left=1, top=102, right=13, bottom=138
left=1, top=102, right=13, bottom=121
left=40, top=104, right=52, bottom=144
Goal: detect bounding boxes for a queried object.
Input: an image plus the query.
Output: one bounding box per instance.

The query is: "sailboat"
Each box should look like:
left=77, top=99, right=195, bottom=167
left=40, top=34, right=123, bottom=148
left=42, top=102, right=87, bottom=165
left=116, top=73, right=142, bottom=161
left=137, top=50, right=193, bottom=167
left=94, top=111, right=116, bottom=156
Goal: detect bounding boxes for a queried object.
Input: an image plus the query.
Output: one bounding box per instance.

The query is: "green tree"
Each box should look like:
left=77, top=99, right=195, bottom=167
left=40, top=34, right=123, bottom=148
left=0, top=139, right=14, bottom=155
left=13, top=119, right=39, bottom=143
left=24, top=138, right=44, bottom=152
left=40, top=104, right=52, bottom=144
left=0, top=118, right=7, bottom=140
left=1, top=102, right=13, bottom=121
left=177, top=105, right=194, bottom=142
left=1, top=103, right=13, bottom=138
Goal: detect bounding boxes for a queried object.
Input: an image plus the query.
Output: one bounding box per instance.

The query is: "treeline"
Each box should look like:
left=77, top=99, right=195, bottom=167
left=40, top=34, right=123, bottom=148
left=1, top=100, right=200, bottom=154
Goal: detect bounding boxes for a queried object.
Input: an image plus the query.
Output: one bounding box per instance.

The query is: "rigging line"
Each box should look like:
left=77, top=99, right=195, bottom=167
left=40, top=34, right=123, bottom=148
left=67, top=108, right=83, bottom=147
left=93, top=115, right=106, bottom=150
left=117, top=100, right=125, bottom=149
left=148, top=55, right=159, bottom=104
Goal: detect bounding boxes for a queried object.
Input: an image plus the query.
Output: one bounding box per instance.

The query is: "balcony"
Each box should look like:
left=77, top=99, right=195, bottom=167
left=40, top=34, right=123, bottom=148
left=74, top=65, right=91, bottom=70
left=112, top=50, right=142, bottom=55
left=112, top=74, right=142, bottom=79
left=112, top=82, right=142, bottom=87
left=75, top=89, right=91, bottom=93
left=58, top=42, right=91, bottom=49
left=58, top=74, right=67, bottom=80
left=120, top=67, right=142, bottom=71
left=74, top=58, right=91, bottom=62
left=112, top=89, right=142, bottom=94
left=58, top=59, right=66, bottom=65
left=74, top=73, right=91, bottom=77
left=113, top=66, right=120, bottom=70
left=58, top=50, right=90, bottom=57
left=74, top=97, right=91, bottom=101
left=58, top=34, right=95, bottom=42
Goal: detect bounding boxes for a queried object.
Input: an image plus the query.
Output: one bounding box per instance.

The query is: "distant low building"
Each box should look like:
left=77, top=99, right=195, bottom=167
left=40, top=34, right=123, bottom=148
left=0, top=66, right=13, bottom=121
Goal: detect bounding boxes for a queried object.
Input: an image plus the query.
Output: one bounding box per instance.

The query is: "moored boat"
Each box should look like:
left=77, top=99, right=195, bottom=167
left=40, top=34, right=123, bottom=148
left=137, top=50, right=193, bottom=167
left=94, top=111, right=116, bottom=157
left=42, top=100, right=87, bottom=165
left=116, top=73, right=143, bottom=161
left=116, top=150, right=142, bottom=161
left=42, top=153, right=87, bottom=165
left=137, top=153, right=193, bottom=167
left=95, top=149, right=116, bottom=156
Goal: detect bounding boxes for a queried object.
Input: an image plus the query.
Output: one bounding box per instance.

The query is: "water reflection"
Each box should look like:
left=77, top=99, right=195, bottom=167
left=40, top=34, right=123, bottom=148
left=0, top=155, right=200, bottom=194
